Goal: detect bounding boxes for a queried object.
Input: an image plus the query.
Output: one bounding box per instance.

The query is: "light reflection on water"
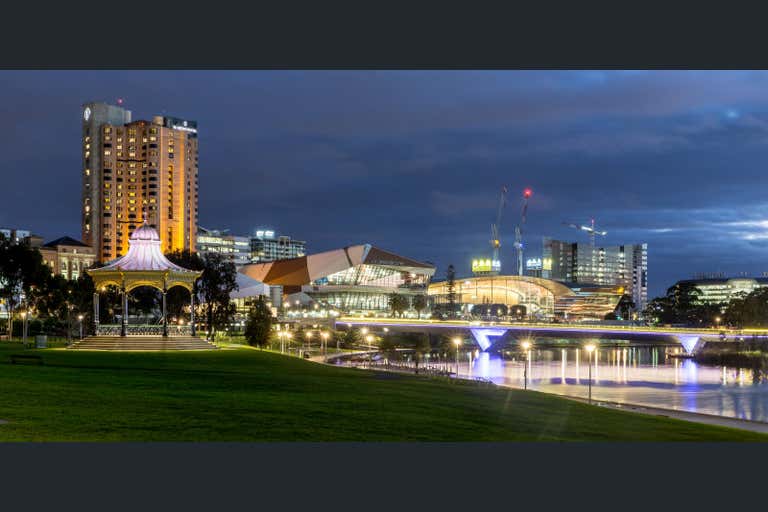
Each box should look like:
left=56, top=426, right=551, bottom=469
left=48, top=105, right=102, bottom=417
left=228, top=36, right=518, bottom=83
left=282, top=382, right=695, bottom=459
left=460, top=347, right=768, bottom=423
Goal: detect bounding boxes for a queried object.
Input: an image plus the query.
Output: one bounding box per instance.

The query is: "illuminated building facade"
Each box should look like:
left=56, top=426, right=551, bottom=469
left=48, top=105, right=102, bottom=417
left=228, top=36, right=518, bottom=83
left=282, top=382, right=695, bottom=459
left=37, top=236, right=96, bottom=280
left=240, top=244, right=435, bottom=314
left=542, top=238, right=648, bottom=311
left=196, top=227, right=251, bottom=266
left=428, top=275, right=623, bottom=321
left=673, top=277, right=768, bottom=305
left=82, top=102, right=199, bottom=262
left=250, top=229, right=306, bottom=262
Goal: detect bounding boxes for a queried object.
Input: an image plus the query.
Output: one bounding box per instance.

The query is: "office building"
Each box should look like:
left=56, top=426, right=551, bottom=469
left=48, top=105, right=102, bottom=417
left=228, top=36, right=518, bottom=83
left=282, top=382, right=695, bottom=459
left=542, top=238, right=648, bottom=311
left=81, top=102, right=199, bottom=262
left=240, top=244, right=435, bottom=314
left=196, top=227, right=251, bottom=266
left=250, top=229, right=306, bottom=262
left=673, top=276, right=768, bottom=305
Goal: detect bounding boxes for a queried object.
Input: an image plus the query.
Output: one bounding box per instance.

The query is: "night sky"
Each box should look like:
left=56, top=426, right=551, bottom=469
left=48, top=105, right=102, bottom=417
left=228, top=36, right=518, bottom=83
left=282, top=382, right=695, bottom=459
left=1, top=70, right=766, bottom=297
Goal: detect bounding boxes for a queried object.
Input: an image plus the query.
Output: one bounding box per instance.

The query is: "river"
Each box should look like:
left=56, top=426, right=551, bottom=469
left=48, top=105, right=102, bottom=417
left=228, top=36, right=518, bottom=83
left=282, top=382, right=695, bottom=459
left=452, top=345, right=768, bottom=423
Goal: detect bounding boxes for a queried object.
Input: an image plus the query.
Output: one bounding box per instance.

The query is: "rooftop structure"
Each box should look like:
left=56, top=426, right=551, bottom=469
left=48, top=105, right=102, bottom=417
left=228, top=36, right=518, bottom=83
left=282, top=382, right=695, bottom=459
left=240, top=244, right=435, bottom=314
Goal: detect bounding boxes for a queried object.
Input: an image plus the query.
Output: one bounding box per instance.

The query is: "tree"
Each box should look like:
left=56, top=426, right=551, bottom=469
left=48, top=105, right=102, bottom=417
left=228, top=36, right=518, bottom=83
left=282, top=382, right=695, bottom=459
left=166, top=250, right=238, bottom=340
left=396, top=332, right=431, bottom=374
left=724, top=288, right=768, bottom=328
left=446, top=264, right=456, bottom=319
left=0, top=238, right=49, bottom=337
left=165, top=249, right=205, bottom=322
left=340, top=328, right=360, bottom=348
left=411, top=294, right=427, bottom=319
left=614, top=294, right=635, bottom=321
left=388, top=293, right=409, bottom=318
left=244, top=296, right=273, bottom=348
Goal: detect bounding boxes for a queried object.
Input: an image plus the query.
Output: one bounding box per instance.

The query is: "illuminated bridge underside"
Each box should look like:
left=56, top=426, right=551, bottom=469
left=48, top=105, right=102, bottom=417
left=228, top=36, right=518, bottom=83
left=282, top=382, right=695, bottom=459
left=336, top=319, right=725, bottom=353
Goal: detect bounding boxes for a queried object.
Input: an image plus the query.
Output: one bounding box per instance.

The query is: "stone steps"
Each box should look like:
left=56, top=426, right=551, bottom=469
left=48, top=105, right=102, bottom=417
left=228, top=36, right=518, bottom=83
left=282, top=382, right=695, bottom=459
left=69, top=336, right=217, bottom=351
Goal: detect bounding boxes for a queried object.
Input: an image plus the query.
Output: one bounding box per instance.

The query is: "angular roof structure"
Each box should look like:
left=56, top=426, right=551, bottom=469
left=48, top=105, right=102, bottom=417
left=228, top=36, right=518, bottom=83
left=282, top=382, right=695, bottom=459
left=239, top=243, right=435, bottom=286
left=43, top=236, right=90, bottom=248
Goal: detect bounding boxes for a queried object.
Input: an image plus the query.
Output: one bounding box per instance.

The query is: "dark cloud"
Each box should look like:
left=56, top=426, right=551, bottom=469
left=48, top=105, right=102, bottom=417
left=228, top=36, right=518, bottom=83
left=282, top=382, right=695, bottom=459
left=1, top=70, right=768, bottom=297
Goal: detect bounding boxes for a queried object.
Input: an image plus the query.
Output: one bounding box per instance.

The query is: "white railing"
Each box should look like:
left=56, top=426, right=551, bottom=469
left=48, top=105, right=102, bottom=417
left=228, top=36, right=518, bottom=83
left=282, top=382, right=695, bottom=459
left=95, top=324, right=192, bottom=336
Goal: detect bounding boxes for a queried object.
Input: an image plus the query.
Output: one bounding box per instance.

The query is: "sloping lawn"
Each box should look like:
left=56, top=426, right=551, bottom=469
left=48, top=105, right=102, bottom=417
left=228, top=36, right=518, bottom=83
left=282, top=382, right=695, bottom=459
left=0, top=342, right=764, bottom=441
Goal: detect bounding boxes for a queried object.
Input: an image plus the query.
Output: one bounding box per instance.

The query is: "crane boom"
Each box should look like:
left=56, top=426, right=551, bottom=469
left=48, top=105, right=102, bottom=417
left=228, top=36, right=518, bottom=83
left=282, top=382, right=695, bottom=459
left=514, top=188, right=532, bottom=275
left=489, top=186, right=508, bottom=270
left=562, top=219, right=607, bottom=247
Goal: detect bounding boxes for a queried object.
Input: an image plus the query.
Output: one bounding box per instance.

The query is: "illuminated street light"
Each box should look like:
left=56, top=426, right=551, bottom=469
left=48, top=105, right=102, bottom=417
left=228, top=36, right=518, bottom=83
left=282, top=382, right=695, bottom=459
left=585, top=343, right=596, bottom=404
left=453, top=337, right=462, bottom=378
left=305, top=330, right=313, bottom=357
left=321, top=331, right=329, bottom=361
left=21, top=311, right=28, bottom=345
left=78, top=314, right=84, bottom=340
left=361, top=327, right=369, bottom=336
left=365, top=334, right=374, bottom=345
left=521, top=340, right=532, bottom=390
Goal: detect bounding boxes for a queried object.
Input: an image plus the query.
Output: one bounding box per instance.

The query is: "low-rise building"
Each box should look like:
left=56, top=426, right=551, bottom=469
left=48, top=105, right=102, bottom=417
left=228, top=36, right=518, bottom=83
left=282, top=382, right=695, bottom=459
left=37, top=236, right=96, bottom=280
left=240, top=243, right=435, bottom=315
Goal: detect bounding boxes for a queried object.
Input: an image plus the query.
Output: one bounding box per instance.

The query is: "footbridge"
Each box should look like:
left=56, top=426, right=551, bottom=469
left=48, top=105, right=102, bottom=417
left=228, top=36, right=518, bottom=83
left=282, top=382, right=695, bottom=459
left=332, top=317, right=760, bottom=354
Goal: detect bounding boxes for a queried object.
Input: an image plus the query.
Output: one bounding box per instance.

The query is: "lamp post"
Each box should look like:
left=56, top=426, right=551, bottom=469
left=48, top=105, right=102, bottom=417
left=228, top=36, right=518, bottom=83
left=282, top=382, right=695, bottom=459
left=321, top=331, right=329, bottom=361
left=21, top=311, right=27, bottom=346
left=714, top=316, right=721, bottom=329
left=521, top=340, right=532, bottom=390
left=585, top=343, right=596, bottom=404
left=286, top=332, right=293, bottom=355
left=305, top=330, right=313, bottom=357
left=452, top=337, right=461, bottom=378
left=78, top=314, right=84, bottom=340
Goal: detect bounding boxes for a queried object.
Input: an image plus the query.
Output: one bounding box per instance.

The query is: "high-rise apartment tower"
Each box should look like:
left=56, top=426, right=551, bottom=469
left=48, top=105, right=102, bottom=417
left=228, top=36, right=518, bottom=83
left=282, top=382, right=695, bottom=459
left=81, top=102, right=199, bottom=262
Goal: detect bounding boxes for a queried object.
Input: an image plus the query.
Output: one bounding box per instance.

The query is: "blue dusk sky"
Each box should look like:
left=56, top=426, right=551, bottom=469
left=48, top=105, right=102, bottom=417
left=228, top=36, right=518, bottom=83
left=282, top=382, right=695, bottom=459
left=0, top=70, right=766, bottom=297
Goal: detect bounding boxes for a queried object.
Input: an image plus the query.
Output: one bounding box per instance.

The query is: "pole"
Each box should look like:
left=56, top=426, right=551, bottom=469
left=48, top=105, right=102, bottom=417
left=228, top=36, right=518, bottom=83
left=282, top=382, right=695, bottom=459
left=121, top=288, right=127, bottom=337
left=588, top=352, right=592, bottom=404
left=93, top=291, right=99, bottom=335
left=524, top=350, right=528, bottom=390
left=162, top=289, right=168, bottom=338
left=190, top=290, right=196, bottom=336
left=79, top=318, right=83, bottom=340
left=455, top=345, right=459, bottom=378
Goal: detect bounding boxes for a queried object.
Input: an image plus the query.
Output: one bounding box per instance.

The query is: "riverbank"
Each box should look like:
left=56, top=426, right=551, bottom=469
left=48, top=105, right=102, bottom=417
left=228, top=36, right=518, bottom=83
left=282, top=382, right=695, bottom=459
left=694, top=340, right=768, bottom=369
left=0, top=342, right=765, bottom=441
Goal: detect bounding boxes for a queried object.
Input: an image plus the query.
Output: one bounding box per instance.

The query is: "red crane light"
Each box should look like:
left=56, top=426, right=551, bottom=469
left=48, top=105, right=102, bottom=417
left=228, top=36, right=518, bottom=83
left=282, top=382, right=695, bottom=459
left=523, top=188, right=532, bottom=198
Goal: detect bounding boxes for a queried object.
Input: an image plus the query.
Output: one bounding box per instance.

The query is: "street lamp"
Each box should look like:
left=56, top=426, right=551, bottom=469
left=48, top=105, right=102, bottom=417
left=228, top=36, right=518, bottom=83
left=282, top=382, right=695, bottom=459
left=321, top=331, right=329, bottom=361
left=361, top=327, right=368, bottom=336
left=286, top=331, right=293, bottom=354
left=714, top=316, right=721, bottom=329
left=585, top=343, right=596, bottom=404
left=521, top=340, right=532, bottom=390
left=365, top=334, right=374, bottom=347
left=305, top=330, right=313, bottom=357
left=78, top=314, right=84, bottom=340
left=452, top=337, right=461, bottom=378
left=21, top=311, right=28, bottom=346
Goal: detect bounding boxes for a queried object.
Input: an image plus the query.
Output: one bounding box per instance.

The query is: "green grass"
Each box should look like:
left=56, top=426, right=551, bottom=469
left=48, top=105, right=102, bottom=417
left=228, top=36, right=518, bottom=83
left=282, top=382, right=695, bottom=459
left=0, top=342, right=765, bottom=441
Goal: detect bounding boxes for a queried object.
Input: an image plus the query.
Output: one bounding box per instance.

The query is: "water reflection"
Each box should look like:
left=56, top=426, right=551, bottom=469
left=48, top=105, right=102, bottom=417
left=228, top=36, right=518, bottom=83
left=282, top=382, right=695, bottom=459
left=461, top=346, right=768, bottom=423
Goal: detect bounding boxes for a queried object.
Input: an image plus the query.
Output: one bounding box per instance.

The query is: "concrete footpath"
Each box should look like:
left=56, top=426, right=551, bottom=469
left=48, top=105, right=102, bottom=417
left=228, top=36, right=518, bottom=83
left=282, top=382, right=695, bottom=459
left=564, top=397, right=768, bottom=434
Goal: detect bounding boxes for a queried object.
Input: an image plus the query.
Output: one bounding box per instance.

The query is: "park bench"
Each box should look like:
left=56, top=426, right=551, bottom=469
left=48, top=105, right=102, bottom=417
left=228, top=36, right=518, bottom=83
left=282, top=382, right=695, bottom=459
left=9, top=354, right=43, bottom=365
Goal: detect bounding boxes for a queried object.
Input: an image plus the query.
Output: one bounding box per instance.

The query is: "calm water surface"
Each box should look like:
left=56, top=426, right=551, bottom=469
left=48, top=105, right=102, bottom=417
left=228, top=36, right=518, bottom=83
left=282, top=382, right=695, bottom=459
left=454, top=346, right=768, bottom=423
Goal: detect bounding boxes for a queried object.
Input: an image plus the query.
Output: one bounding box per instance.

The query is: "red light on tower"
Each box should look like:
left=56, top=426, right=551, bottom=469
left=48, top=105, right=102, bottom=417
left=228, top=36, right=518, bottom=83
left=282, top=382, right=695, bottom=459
left=523, top=188, right=532, bottom=198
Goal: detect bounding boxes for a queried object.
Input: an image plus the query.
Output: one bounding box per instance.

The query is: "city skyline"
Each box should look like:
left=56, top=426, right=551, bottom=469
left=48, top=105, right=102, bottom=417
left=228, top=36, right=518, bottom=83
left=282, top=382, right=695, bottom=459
left=2, top=70, right=768, bottom=296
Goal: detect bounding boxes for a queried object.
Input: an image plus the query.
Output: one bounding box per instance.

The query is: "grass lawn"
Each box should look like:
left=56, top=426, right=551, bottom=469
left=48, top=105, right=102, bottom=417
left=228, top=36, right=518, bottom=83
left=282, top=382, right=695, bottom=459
left=0, top=342, right=765, bottom=441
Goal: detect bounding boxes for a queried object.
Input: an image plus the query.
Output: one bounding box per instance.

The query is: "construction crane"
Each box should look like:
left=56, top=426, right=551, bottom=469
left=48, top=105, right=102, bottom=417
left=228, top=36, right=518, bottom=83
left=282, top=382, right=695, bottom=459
left=562, top=219, right=607, bottom=248
left=488, top=185, right=508, bottom=273
left=513, top=188, right=533, bottom=276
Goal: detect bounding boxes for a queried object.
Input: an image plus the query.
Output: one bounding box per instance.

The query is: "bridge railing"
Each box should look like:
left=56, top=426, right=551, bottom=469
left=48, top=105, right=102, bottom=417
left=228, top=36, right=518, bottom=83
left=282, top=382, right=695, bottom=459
left=336, top=317, right=742, bottom=335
